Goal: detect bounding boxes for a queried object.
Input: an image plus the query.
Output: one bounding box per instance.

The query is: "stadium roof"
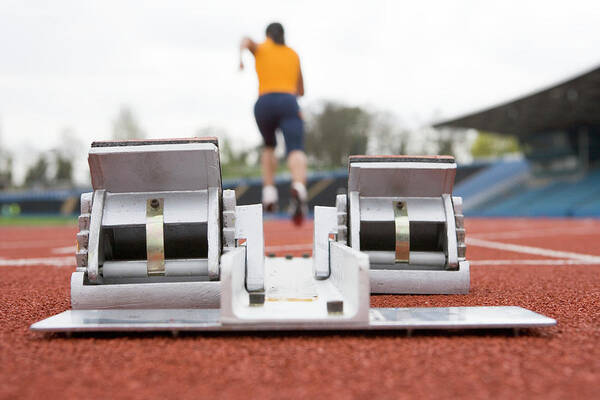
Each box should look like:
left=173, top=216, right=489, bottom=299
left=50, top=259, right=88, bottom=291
left=434, top=65, right=600, bottom=137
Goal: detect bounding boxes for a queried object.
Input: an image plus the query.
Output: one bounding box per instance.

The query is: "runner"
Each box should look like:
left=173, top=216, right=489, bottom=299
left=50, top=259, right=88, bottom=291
left=239, top=22, right=308, bottom=225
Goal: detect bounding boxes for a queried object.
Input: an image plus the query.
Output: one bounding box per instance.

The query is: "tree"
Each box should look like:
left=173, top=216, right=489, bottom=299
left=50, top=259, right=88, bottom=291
left=435, top=128, right=456, bottom=156
left=423, top=127, right=468, bottom=158
left=305, top=102, right=372, bottom=168
left=53, top=152, right=73, bottom=185
left=419, top=110, right=473, bottom=160
left=112, top=106, right=145, bottom=140
left=367, top=111, right=411, bottom=155
left=0, top=153, right=12, bottom=189
left=53, top=127, right=83, bottom=187
left=471, top=131, right=521, bottom=158
left=24, top=155, right=49, bottom=187
left=196, top=127, right=261, bottom=179
left=0, top=116, right=10, bottom=188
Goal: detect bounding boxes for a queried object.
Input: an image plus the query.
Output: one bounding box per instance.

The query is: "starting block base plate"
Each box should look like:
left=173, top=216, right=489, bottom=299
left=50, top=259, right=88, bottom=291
left=30, top=306, right=555, bottom=333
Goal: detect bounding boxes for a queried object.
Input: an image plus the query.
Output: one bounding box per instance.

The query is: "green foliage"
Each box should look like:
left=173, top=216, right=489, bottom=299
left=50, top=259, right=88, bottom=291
left=436, top=131, right=455, bottom=156
left=0, top=215, right=77, bottom=226
left=220, top=137, right=262, bottom=179
left=305, top=102, right=372, bottom=168
left=54, top=153, right=73, bottom=184
left=22, top=151, right=74, bottom=188
left=24, top=155, right=49, bottom=187
left=471, top=131, right=521, bottom=158
left=196, top=127, right=263, bottom=180
left=0, top=153, right=12, bottom=189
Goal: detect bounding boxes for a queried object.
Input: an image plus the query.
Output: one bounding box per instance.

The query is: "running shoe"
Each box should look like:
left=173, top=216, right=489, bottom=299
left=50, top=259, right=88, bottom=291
left=262, top=185, right=279, bottom=213
left=289, top=181, right=308, bottom=226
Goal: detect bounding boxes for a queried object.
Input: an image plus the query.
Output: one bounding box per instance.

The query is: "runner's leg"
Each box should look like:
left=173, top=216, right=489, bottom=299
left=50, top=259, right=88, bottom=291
left=254, top=95, right=279, bottom=210
left=279, top=95, right=307, bottom=224
left=261, top=147, right=278, bottom=186
left=279, top=96, right=306, bottom=182
left=287, top=150, right=307, bottom=185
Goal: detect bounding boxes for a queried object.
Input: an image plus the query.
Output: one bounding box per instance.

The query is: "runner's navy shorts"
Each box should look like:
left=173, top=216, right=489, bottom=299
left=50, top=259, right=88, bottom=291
left=254, top=92, right=304, bottom=155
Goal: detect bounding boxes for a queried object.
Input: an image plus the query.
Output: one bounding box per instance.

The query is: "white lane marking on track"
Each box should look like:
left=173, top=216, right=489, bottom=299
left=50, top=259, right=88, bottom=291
left=265, top=243, right=313, bottom=252
left=471, top=226, right=600, bottom=240
left=472, top=259, right=600, bottom=266
left=0, top=257, right=74, bottom=267
left=52, top=246, right=77, bottom=254
left=0, top=240, right=73, bottom=250
left=4, top=237, right=600, bottom=267
left=467, top=237, right=600, bottom=261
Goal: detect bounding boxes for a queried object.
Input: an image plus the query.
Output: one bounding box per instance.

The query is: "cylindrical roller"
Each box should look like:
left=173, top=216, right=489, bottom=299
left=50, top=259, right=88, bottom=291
left=166, top=259, right=209, bottom=276
left=102, top=259, right=209, bottom=279
left=365, top=251, right=446, bottom=266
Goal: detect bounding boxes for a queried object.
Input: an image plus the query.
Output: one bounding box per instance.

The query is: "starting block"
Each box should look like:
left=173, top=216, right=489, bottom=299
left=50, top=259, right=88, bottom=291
left=70, top=138, right=264, bottom=310
left=314, top=156, right=469, bottom=294
left=31, top=138, right=555, bottom=333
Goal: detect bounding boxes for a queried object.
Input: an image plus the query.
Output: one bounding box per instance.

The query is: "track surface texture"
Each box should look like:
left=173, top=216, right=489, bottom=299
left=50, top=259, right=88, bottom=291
left=1, top=218, right=599, bottom=399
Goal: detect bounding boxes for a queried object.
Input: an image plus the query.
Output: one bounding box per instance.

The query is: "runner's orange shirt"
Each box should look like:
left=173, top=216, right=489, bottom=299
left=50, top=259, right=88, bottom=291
left=255, top=38, right=300, bottom=96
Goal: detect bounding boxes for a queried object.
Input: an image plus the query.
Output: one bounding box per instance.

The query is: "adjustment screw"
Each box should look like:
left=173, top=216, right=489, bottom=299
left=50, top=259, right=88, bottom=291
left=150, top=198, right=160, bottom=209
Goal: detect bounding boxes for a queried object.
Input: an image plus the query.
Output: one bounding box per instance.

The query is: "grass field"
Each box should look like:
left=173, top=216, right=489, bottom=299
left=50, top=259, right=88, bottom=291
left=0, top=215, right=77, bottom=226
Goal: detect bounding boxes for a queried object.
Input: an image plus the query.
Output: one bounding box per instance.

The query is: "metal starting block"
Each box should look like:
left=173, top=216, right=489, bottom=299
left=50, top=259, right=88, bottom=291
left=31, top=139, right=555, bottom=333
left=70, top=138, right=264, bottom=310
left=315, top=155, right=469, bottom=294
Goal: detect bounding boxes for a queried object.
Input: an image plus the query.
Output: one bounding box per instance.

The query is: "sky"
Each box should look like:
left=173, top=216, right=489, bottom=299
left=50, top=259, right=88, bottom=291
left=1, top=0, right=599, bottom=183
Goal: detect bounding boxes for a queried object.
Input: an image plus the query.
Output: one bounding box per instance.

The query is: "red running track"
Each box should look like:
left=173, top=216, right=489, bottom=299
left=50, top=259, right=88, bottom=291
left=1, top=218, right=599, bottom=399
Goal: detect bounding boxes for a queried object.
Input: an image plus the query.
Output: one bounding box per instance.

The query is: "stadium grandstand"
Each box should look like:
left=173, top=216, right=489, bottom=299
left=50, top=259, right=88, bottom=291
left=438, top=64, right=600, bottom=217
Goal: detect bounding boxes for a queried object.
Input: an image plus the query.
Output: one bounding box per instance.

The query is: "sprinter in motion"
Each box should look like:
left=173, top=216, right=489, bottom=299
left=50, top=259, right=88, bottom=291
left=239, top=22, right=307, bottom=225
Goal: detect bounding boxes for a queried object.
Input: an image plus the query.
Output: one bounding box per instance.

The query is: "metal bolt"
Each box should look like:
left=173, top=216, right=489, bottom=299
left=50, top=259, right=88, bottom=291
left=150, top=198, right=160, bottom=209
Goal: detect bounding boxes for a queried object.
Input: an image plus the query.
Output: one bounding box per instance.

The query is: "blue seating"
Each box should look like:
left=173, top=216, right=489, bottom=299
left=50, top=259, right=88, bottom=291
left=464, top=165, right=600, bottom=217
left=523, top=169, right=600, bottom=216
left=454, top=159, right=529, bottom=200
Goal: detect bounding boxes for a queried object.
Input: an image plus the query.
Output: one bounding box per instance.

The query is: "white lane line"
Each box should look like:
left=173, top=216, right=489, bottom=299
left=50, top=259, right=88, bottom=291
left=471, top=226, right=600, bottom=240
left=4, top=238, right=599, bottom=268
left=52, top=246, right=77, bottom=254
left=265, top=243, right=313, bottom=252
left=467, top=237, right=600, bottom=261
left=0, top=257, right=75, bottom=267
left=471, top=259, right=600, bottom=266
left=0, top=240, right=73, bottom=250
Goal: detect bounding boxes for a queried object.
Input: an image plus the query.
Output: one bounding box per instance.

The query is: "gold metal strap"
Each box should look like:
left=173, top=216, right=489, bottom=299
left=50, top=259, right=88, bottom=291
left=393, top=201, right=409, bottom=263
left=146, top=198, right=165, bottom=276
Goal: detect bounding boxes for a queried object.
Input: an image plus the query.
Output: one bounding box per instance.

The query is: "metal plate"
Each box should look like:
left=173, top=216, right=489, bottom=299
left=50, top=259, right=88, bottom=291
left=91, top=137, right=219, bottom=148
left=393, top=201, right=409, bottom=263
left=146, top=198, right=165, bottom=276
left=88, top=142, right=221, bottom=193
left=348, top=161, right=457, bottom=197
left=348, top=155, right=455, bottom=164
left=30, top=306, right=555, bottom=333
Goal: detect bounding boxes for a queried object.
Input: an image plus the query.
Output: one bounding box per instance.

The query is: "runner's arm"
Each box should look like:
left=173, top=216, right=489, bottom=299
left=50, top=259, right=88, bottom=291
left=240, top=37, right=257, bottom=54
left=239, top=37, right=257, bottom=70
left=296, top=66, right=305, bottom=97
